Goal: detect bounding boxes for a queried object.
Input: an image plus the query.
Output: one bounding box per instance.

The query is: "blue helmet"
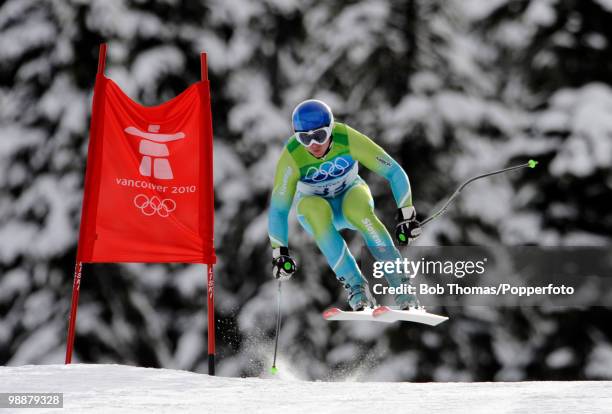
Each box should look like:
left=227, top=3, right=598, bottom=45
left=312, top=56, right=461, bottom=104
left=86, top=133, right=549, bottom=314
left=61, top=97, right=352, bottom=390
left=291, top=99, right=334, bottom=132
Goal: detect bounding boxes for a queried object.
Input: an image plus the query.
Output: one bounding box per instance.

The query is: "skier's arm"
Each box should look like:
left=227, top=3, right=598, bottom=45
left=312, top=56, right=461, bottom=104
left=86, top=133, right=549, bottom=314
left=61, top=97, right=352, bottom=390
left=268, top=147, right=300, bottom=248
left=347, top=125, right=413, bottom=208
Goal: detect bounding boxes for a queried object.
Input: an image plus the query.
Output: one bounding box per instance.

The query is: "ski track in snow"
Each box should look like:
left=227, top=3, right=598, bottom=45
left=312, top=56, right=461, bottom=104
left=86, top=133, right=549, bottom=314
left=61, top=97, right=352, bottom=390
left=0, top=364, right=611, bottom=414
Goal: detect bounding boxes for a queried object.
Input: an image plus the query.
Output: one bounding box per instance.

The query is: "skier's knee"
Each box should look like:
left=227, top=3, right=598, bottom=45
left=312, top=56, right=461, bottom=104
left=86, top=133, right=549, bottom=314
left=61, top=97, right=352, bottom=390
left=344, top=201, right=377, bottom=229
left=342, top=185, right=375, bottom=225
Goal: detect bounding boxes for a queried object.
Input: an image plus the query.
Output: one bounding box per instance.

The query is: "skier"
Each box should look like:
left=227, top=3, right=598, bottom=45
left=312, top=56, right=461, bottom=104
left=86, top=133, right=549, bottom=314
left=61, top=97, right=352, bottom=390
left=268, top=100, right=421, bottom=311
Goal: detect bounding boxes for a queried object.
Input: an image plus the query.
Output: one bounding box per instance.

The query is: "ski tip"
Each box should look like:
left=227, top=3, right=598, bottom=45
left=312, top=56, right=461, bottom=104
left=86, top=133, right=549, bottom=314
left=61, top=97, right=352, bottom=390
left=528, top=159, right=538, bottom=169
left=322, top=307, right=341, bottom=319
left=372, top=306, right=392, bottom=318
left=432, top=316, right=450, bottom=326
left=270, top=366, right=278, bottom=375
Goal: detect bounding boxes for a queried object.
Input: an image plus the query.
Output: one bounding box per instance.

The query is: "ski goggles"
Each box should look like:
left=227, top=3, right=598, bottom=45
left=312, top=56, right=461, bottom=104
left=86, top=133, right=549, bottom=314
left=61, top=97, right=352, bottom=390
left=295, top=125, right=332, bottom=147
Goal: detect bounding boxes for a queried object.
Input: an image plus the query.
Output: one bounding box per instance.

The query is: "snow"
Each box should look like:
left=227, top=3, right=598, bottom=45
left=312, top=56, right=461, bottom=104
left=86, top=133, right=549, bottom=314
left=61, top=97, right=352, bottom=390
left=586, top=343, right=612, bottom=379
left=0, top=269, right=29, bottom=301
left=547, top=347, right=575, bottom=368
left=0, top=126, right=43, bottom=158
left=0, top=175, right=80, bottom=260
left=131, top=46, right=186, bottom=90
left=0, top=12, right=56, bottom=63
left=525, top=0, right=557, bottom=27
left=175, top=327, right=205, bottom=369
left=547, top=83, right=612, bottom=176
left=1, top=364, right=611, bottom=413
left=585, top=32, right=607, bottom=50
left=459, top=0, right=508, bottom=21
left=594, top=0, right=612, bottom=12
left=7, top=326, right=60, bottom=366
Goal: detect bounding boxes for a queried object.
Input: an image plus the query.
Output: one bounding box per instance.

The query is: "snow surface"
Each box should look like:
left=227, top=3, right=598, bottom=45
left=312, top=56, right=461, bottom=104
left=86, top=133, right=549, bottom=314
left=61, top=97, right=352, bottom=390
left=0, top=364, right=611, bottom=414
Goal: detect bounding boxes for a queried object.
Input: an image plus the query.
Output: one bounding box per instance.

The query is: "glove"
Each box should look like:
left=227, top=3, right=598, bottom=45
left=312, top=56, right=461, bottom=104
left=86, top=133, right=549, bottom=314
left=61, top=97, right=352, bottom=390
left=272, top=247, right=297, bottom=281
left=395, top=206, right=422, bottom=246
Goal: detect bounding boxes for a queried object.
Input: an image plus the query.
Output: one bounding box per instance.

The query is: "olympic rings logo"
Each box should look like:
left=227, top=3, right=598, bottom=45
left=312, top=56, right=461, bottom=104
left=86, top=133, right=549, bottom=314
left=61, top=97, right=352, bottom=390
left=305, top=157, right=351, bottom=182
left=133, top=194, right=176, bottom=217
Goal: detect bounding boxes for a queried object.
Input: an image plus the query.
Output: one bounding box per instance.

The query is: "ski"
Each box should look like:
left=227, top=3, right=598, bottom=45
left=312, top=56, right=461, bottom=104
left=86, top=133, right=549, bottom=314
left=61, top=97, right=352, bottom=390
left=322, top=307, right=392, bottom=323
left=323, top=306, right=448, bottom=326
left=372, top=306, right=448, bottom=326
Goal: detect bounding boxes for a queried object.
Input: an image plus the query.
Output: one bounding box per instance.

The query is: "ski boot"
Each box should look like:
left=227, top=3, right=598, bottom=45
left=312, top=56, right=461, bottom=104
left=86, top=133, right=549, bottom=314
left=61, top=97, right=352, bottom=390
left=347, top=284, right=372, bottom=311
left=395, top=292, right=420, bottom=310
left=384, top=270, right=421, bottom=310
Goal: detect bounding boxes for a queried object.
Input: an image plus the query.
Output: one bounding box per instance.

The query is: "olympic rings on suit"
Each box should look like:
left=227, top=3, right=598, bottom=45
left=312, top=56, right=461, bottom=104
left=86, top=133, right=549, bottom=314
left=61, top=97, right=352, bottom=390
left=305, top=157, right=351, bottom=182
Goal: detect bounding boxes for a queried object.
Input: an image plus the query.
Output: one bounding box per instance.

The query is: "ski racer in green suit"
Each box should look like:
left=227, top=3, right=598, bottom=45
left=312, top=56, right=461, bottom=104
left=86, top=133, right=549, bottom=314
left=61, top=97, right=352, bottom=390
left=268, top=100, right=421, bottom=311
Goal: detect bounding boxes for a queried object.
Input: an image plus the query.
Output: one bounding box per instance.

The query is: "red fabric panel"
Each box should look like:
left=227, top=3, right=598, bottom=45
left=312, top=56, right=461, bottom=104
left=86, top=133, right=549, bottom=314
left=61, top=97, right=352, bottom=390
left=77, top=76, right=215, bottom=264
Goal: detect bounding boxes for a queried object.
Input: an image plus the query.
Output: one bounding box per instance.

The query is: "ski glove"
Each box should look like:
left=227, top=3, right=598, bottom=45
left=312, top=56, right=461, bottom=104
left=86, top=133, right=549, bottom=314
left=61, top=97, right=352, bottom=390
left=272, top=247, right=297, bottom=281
left=395, top=206, right=422, bottom=245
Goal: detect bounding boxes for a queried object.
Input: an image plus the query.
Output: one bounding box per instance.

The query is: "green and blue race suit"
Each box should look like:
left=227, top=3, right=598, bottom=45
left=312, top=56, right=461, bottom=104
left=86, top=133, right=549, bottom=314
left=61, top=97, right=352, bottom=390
left=268, top=122, right=413, bottom=293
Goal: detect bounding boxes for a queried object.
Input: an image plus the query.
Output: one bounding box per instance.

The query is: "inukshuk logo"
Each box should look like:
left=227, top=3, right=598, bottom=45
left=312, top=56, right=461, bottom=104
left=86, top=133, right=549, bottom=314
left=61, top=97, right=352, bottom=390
left=124, top=124, right=185, bottom=179
left=124, top=124, right=185, bottom=217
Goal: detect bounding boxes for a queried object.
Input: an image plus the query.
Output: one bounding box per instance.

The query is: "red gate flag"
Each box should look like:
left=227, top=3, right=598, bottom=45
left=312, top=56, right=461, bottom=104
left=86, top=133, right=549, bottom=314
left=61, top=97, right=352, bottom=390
left=77, top=62, right=215, bottom=264
left=67, top=45, right=217, bottom=374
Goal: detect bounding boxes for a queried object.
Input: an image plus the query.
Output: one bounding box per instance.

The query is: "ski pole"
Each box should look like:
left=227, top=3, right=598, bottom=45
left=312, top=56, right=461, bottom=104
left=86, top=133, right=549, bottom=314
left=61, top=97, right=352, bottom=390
left=420, top=159, right=538, bottom=227
left=270, top=281, right=282, bottom=374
